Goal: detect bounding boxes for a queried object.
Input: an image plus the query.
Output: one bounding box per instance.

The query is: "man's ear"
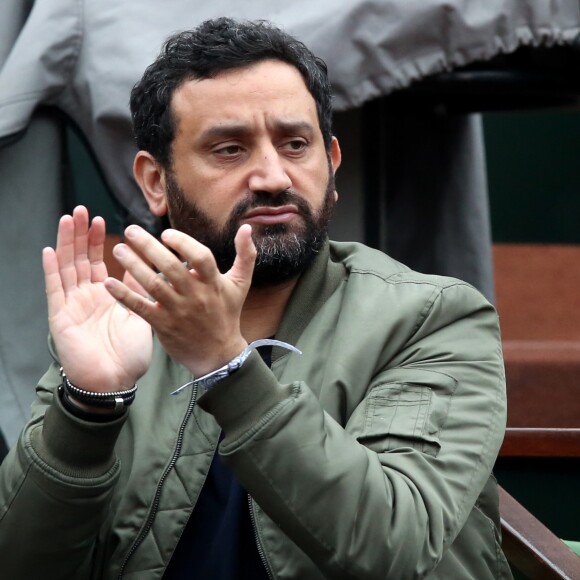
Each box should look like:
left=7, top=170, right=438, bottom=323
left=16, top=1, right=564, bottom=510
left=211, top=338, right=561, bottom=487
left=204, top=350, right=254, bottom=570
left=330, top=136, right=342, bottom=174
left=133, top=151, right=168, bottom=216
left=330, top=136, right=341, bottom=202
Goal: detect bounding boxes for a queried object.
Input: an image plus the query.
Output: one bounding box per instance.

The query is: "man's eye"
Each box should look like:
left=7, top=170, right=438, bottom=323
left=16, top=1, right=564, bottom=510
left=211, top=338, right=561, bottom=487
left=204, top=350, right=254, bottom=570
left=215, top=145, right=242, bottom=156
left=282, top=140, right=307, bottom=152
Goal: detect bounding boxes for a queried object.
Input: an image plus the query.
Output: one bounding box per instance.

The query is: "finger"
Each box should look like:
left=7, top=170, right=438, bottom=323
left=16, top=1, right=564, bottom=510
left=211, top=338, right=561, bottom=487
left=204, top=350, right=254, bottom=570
left=161, top=228, right=219, bottom=284
left=125, top=225, right=196, bottom=295
left=227, top=224, right=256, bottom=287
left=42, top=247, right=65, bottom=318
left=73, top=206, right=92, bottom=283
left=55, top=214, right=78, bottom=291
left=122, top=268, right=149, bottom=299
left=112, top=241, right=176, bottom=304
left=87, top=215, right=108, bottom=282
left=104, top=276, right=158, bottom=325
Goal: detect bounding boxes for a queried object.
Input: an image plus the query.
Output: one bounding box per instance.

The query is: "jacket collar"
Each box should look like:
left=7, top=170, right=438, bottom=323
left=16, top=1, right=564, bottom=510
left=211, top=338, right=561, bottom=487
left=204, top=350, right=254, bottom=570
left=271, top=240, right=345, bottom=363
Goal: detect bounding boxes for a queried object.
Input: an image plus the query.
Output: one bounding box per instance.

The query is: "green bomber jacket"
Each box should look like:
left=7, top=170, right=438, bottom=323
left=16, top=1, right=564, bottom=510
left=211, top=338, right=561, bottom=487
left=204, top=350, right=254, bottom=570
left=0, top=241, right=512, bottom=579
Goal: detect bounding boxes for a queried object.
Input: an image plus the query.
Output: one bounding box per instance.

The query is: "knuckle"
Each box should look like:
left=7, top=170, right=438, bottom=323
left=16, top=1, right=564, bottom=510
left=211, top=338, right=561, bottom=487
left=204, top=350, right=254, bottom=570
left=196, top=246, right=214, bottom=264
left=164, top=259, right=187, bottom=278
left=148, top=274, right=168, bottom=296
left=131, top=298, right=149, bottom=317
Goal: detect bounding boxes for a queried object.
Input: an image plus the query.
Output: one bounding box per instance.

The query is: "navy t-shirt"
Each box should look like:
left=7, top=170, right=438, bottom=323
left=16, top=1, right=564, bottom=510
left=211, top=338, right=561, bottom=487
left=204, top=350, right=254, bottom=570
left=163, top=347, right=272, bottom=579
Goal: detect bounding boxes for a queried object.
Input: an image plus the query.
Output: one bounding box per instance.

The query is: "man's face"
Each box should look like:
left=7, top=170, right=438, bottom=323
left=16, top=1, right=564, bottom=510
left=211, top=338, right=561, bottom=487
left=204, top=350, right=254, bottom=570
left=156, top=59, right=341, bottom=285
left=165, top=166, right=336, bottom=285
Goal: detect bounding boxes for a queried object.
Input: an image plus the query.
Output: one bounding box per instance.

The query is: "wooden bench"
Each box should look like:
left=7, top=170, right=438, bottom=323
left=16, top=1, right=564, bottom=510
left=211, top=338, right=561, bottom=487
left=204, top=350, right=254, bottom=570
left=499, top=486, right=580, bottom=579
left=494, top=243, right=580, bottom=578
left=494, top=244, right=580, bottom=458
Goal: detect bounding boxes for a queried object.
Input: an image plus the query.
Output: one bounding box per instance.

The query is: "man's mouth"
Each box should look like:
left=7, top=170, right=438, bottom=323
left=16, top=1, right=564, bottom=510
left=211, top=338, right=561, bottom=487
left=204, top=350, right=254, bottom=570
left=242, top=205, right=299, bottom=225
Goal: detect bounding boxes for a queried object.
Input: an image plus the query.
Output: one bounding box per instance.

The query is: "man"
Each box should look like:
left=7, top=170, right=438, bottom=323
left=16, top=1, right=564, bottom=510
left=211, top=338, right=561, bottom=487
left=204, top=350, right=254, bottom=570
left=0, top=17, right=511, bottom=579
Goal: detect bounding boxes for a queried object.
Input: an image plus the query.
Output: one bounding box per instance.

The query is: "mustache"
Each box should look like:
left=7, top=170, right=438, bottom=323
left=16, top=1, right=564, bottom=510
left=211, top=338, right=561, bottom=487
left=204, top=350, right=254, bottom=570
left=229, top=190, right=313, bottom=221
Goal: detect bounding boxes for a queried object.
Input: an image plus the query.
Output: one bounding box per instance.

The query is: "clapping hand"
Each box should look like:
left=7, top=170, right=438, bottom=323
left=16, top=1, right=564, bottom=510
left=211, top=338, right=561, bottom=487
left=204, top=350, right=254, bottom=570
left=103, top=219, right=256, bottom=378
left=43, top=206, right=153, bottom=393
left=44, top=206, right=257, bottom=395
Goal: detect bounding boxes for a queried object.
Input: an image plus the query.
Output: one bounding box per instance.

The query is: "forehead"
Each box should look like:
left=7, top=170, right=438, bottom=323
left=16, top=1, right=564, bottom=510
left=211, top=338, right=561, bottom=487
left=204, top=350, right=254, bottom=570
left=170, top=60, right=319, bottom=136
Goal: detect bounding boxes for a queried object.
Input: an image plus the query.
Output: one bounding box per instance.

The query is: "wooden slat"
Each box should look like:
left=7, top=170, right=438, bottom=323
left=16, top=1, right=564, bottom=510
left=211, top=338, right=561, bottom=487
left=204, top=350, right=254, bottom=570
left=500, top=429, right=580, bottom=458
left=499, top=486, right=580, bottom=579
left=502, top=341, right=580, bottom=429
left=493, top=245, right=580, bottom=342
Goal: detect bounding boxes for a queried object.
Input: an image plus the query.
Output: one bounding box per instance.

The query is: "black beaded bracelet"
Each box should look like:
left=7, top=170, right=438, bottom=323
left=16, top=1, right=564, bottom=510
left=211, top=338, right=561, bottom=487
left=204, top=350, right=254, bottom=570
left=60, top=367, right=137, bottom=414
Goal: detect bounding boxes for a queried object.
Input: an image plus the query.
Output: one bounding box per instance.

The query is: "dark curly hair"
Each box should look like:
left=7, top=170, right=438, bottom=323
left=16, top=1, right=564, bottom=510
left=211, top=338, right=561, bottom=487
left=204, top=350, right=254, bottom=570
left=130, top=17, right=333, bottom=168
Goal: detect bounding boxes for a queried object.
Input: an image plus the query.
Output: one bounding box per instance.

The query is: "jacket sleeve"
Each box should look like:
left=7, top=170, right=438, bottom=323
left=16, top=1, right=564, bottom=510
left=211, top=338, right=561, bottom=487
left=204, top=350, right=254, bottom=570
left=0, top=361, right=126, bottom=579
left=198, top=281, right=507, bottom=579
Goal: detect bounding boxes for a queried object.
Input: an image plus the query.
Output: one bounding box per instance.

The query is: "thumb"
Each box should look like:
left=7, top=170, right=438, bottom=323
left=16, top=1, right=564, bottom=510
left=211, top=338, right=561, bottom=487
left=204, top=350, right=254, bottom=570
left=227, top=224, right=256, bottom=287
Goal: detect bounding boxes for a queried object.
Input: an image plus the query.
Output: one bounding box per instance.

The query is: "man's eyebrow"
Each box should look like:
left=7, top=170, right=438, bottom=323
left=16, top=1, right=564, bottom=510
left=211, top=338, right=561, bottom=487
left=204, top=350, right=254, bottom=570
left=199, top=124, right=252, bottom=142
left=198, top=120, right=315, bottom=143
left=271, top=120, right=315, bottom=136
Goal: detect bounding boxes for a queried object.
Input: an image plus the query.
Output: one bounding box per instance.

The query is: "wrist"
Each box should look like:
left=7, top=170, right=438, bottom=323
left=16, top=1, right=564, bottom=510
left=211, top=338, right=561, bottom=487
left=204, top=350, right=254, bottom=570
left=60, top=367, right=137, bottom=417
left=186, top=338, right=248, bottom=378
left=59, top=386, right=128, bottom=422
left=172, top=339, right=302, bottom=396
left=66, top=391, right=121, bottom=414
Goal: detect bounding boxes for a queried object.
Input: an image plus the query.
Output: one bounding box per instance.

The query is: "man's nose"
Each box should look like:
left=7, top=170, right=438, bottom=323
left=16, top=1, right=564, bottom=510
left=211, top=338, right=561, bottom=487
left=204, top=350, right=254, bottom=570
left=247, top=147, right=292, bottom=194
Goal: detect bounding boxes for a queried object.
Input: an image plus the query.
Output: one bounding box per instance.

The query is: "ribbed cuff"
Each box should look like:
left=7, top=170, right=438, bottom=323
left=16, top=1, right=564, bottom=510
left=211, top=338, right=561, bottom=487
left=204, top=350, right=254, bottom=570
left=197, top=350, right=295, bottom=442
left=30, top=391, right=127, bottom=479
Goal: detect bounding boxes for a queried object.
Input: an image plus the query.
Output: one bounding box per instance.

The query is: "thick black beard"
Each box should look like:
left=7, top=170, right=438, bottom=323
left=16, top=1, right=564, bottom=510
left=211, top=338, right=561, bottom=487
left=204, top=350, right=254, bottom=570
left=165, top=171, right=336, bottom=286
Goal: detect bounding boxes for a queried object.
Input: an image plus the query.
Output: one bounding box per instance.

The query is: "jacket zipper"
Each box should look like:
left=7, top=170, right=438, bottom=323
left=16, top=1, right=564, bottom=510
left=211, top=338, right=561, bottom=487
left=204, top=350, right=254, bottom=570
left=248, top=494, right=274, bottom=579
left=117, top=383, right=198, bottom=579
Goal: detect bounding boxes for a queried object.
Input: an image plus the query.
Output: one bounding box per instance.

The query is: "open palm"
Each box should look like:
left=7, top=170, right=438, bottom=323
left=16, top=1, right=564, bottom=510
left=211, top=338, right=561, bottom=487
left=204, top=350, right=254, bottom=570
left=43, top=207, right=152, bottom=392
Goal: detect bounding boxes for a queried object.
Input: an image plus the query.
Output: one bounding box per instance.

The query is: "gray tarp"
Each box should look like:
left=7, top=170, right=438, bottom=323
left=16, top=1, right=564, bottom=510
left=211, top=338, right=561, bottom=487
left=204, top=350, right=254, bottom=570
left=1, top=0, right=579, bottom=227
left=1, top=0, right=579, bottom=443
left=0, top=0, right=63, bottom=446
